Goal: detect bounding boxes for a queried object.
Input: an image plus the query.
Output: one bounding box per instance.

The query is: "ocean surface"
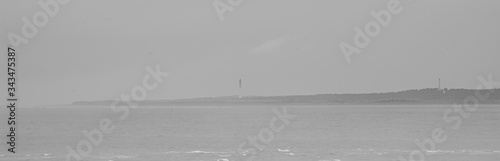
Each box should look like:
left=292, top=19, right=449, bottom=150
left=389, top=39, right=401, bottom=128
left=1, top=105, right=499, bottom=161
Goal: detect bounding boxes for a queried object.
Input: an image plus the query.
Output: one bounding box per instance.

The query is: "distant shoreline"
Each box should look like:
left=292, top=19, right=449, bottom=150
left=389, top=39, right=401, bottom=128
left=72, top=88, right=500, bottom=106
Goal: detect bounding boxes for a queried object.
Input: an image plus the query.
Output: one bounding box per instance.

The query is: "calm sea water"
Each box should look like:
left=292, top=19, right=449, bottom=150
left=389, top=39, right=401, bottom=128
left=1, top=105, right=499, bottom=161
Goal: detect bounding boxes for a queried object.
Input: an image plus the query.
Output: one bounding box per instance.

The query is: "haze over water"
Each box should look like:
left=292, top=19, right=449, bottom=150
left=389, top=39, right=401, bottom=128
left=1, top=104, right=499, bottom=161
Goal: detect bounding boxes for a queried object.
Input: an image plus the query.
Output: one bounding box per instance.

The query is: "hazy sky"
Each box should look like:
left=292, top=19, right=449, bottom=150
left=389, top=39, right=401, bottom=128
left=1, top=0, right=499, bottom=106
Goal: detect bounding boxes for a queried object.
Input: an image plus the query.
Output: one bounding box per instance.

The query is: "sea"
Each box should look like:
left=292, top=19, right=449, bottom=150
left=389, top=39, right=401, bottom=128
left=1, top=104, right=499, bottom=161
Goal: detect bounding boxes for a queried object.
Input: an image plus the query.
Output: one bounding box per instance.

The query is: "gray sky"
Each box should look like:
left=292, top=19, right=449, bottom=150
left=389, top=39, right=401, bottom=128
left=1, top=0, right=499, bottom=106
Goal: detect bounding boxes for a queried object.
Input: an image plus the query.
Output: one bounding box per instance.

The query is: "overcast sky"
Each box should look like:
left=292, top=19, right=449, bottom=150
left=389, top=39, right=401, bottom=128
left=1, top=0, right=499, bottom=106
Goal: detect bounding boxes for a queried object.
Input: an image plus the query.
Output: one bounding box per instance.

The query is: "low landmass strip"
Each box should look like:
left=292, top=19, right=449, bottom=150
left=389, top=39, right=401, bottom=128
left=73, top=88, right=500, bottom=106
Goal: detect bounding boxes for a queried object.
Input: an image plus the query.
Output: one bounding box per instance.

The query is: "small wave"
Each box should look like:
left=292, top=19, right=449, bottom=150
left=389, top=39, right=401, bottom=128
left=469, top=150, right=499, bottom=155
left=186, top=150, right=225, bottom=154
left=277, top=148, right=291, bottom=152
left=333, top=148, right=500, bottom=156
left=422, top=149, right=500, bottom=155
